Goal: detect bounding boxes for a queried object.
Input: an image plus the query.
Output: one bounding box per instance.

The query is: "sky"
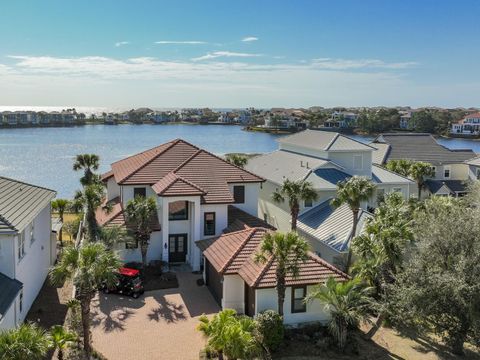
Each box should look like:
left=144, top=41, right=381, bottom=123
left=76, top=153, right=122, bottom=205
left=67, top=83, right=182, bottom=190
left=0, top=0, right=479, bottom=108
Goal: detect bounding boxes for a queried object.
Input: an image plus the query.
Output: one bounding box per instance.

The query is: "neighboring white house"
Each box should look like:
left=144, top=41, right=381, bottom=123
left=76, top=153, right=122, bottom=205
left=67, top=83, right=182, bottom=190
left=197, top=226, right=349, bottom=325
left=324, top=111, right=358, bottom=128
left=451, top=112, right=480, bottom=135
left=245, top=130, right=414, bottom=267
left=371, top=133, right=477, bottom=197
left=97, top=139, right=264, bottom=271
left=0, top=177, right=56, bottom=330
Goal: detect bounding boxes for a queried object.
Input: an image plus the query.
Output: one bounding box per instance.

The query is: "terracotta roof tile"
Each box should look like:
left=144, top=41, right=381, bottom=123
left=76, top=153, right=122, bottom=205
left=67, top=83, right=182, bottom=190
left=227, top=206, right=276, bottom=232
left=152, top=172, right=206, bottom=197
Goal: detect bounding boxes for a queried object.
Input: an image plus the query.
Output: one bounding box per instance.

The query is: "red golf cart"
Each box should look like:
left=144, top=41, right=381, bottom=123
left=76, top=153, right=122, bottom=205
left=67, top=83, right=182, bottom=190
left=102, top=267, right=145, bottom=299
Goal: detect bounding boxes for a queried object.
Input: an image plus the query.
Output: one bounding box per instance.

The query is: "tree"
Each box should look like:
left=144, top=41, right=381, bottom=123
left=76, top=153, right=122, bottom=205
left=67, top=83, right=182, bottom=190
left=98, top=225, right=132, bottom=250
left=51, top=199, right=70, bottom=247
left=48, top=325, right=77, bottom=360
left=411, top=110, right=436, bottom=133
left=306, top=277, right=372, bottom=350
left=225, top=154, right=248, bottom=168
left=124, top=196, right=158, bottom=267
left=409, top=161, right=434, bottom=199
left=197, top=309, right=260, bottom=360
left=387, top=196, right=480, bottom=355
left=351, top=192, right=414, bottom=338
left=73, top=183, right=105, bottom=241
left=73, top=154, right=100, bottom=186
left=331, top=176, right=375, bottom=271
left=386, top=159, right=413, bottom=178
left=272, top=179, right=317, bottom=231
left=255, top=232, right=310, bottom=316
left=0, top=323, right=51, bottom=360
left=63, top=216, right=81, bottom=242
left=50, top=243, right=121, bottom=357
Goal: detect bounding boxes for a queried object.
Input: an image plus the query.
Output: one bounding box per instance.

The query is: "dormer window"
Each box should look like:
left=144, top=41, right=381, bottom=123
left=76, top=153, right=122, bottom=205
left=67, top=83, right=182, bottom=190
left=133, top=187, right=146, bottom=198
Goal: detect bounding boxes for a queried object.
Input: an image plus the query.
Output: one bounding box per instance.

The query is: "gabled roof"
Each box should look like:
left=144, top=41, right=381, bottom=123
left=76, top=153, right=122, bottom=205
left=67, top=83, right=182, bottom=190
left=201, top=227, right=348, bottom=289
left=152, top=172, right=206, bottom=197
left=95, top=197, right=161, bottom=231
left=278, top=130, right=374, bottom=152
left=107, top=139, right=264, bottom=204
left=372, top=164, right=415, bottom=184
left=0, top=273, right=22, bottom=320
left=0, top=177, right=56, bottom=233
left=466, top=156, right=480, bottom=167
left=371, top=133, right=476, bottom=165
left=425, top=179, right=468, bottom=196
left=297, top=199, right=372, bottom=252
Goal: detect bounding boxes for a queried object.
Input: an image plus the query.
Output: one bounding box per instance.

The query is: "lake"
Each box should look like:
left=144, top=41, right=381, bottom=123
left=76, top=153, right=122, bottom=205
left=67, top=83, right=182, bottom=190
left=0, top=124, right=478, bottom=198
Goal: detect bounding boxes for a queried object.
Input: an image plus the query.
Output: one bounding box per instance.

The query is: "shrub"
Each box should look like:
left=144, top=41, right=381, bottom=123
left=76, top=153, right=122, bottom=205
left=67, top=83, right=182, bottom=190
left=255, top=310, right=284, bottom=352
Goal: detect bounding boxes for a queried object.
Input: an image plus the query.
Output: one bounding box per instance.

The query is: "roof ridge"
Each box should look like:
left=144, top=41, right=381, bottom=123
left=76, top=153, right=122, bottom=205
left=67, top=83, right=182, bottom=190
left=168, top=172, right=206, bottom=194
left=252, top=252, right=275, bottom=288
left=0, top=176, right=56, bottom=194
left=118, top=139, right=181, bottom=183
left=220, top=227, right=257, bottom=274
left=0, top=214, right=16, bottom=231
left=308, top=251, right=350, bottom=279
left=324, top=133, right=340, bottom=151
left=172, top=148, right=203, bottom=173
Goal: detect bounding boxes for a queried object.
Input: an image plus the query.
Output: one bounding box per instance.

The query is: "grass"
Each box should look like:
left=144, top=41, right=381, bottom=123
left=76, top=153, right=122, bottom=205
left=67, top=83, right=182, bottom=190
left=52, top=212, right=82, bottom=243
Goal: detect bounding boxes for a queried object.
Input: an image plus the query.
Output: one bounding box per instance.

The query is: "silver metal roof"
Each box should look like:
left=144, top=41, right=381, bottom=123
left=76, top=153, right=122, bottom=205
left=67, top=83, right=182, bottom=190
left=297, top=199, right=372, bottom=252
left=0, top=176, right=56, bottom=233
left=278, top=130, right=374, bottom=152
left=372, top=164, right=414, bottom=184
left=466, top=156, right=480, bottom=167
left=304, top=168, right=352, bottom=190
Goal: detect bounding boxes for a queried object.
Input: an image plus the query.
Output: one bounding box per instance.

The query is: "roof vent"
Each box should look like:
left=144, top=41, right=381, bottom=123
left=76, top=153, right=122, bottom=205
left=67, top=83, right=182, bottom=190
left=300, top=160, right=304, bottom=167
left=306, top=162, right=310, bottom=169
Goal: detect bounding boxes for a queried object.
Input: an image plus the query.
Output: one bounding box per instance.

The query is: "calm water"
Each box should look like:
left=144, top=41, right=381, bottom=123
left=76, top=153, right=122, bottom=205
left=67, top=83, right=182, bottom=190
left=0, top=125, right=478, bottom=198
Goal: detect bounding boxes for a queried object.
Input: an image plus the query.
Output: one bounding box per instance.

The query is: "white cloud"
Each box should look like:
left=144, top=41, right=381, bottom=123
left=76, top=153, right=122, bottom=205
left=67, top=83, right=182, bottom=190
left=155, top=41, right=206, bottom=45
left=114, top=41, right=130, bottom=47
left=192, top=51, right=262, bottom=61
left=241, top=36, right=258, bottom=42
left=311, top=58, right=417, bottom=70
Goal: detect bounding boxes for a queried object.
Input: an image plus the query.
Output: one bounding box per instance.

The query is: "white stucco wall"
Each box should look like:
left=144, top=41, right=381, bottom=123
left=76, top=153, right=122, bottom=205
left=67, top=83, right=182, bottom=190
left=106, top=177, right=120, bottom=201
left=0, top=234, right=15, bottom=278
left=255, top=286, right=330, bottom=325
left=228, top=183, right=260, bottom=217
left=222, top=274, right=245, bottom=313
left=14, top=205, right=52, bottom=324
left=430, top=163, right=469, bottom=181
left=121, top=185, right=157, bottom=206
left=201, top=204, right=228, bottom=237
left=115, top=231, right=163, bottom=263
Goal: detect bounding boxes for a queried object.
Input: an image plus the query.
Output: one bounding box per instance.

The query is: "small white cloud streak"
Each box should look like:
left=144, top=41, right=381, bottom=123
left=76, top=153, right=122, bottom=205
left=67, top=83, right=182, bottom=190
left=242, top=36, right=258, bottom=42
left=311, top=58, right=417, bottom=70
left=192, top=51, right=262, bottom=61
left=154, top=41, right=206, bottom=44
left=115, top=41, right=130, bottom=47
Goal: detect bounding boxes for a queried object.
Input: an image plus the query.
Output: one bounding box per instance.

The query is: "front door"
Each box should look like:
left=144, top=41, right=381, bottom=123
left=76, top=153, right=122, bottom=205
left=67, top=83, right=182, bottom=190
left=169, top=233, right=187, bottom=263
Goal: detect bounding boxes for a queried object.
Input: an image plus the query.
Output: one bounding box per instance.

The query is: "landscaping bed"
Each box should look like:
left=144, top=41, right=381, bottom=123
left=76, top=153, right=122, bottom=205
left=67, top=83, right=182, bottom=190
left=124, top=262, right=179, bottom=291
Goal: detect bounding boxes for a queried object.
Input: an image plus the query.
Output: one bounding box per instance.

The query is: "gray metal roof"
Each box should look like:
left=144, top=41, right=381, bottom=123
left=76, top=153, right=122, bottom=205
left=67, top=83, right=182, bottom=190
left=372, top=164, right=415, bottom=184
left=0, top=273, right=22, bottom=320
left=425, top=179, right=468, bottom=195
left=278, top=130, right=374, bottom=152
left=297, top=200, right=372, bottom=252
left=371, top=143, right=390, bottom=164
left=0, top=176, right=56, bottom=233
left=466, top=156, right=480, bottom=167
left=305, top=168, right=351, bottom=189
left=246, top=150, right=333, bottom=184
left=371, top=133, right=476, bottom=165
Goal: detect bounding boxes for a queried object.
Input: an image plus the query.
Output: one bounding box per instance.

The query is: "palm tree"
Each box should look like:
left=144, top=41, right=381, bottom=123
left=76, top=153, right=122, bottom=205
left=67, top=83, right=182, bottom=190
left=409, top=161, right=434, bottom=199
left=306, top=277, right=372, bottom=350
left=73, top=183, right=105, bottom=241
left=51, top=199, right=70, bottom=247
left=197, top=309, right=260, bottom=360
left=48, top=325, right=77, bottom=360
left=73, top=154, right=100, bottom=186
left=255, top=232, right=310, bottom=316
left=98, top=225, right=132, bottom=250
left=0, top=323, right=51, bottom=360
left=49, top=243, right=121, bottom=357
left=331, top=176, right=375, bottom=271
left=124, top=196, right=158, bottom=267
left=272, top=179, right=317, bottom=231
left=225, top=154, right=248, bottom=168
left=386, top=159, right=413, bottom=177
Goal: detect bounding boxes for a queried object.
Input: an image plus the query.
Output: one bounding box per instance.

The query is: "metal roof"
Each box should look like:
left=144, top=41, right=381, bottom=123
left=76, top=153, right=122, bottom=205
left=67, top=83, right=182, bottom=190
left=466, top=156, right=480, bottom=167
left=305, top=168, right=352, bottom=189
left=297, top=200, right=372, bottom=252
left=0, top=177, right=56, bottom=233
left=278, top=130, right=374, bottom=152
left=371, top=133, right=476, bottom=165
left=372, top=164, right=415, bottom=184
left=0, top=273, right=22, bottom=320
left=371, top=143, right=390, bottom=164
left=425, top=179, right=468, bottom=195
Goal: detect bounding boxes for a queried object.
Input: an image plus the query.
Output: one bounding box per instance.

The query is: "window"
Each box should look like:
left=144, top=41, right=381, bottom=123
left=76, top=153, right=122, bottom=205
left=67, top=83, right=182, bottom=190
left=431, top=166, right=436, bottom=178
left=18, top=231, right=25, bottom=260
left=30, top=221, right=35, bottom=244
left=304, top=199, right=313, bottom=208
left=353, top=155, right=363, bottom=170
left=233, top=185, right=245, bottom=204
left=291, top=286, right=307, bottom=313
left=19, top=289, right=23, bottom=313
left=204, top=212, right=216, bottom=236
left=169, top=201, right=189, bottom=220
left=444, top=166, right=451, bottom=179
left=133, top=187, right=146, bottom=198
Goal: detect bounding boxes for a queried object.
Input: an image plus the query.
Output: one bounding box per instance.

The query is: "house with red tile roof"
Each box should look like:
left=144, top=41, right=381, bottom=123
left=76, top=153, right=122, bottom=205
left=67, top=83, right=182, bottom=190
left=196, top=226, right=349, bottom=325
left=97, top=139, right=264, bottom=270
left=451, top=112, right=480, bottom=135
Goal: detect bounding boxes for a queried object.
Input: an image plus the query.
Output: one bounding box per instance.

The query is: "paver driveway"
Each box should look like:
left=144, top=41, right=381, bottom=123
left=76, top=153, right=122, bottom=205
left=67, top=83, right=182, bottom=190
left=91, top=271, right=220, bottom=360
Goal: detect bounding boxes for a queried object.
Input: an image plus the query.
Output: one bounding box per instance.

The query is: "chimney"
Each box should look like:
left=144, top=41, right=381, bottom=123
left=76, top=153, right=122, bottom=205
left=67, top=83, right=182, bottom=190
left=300, top=160, right=304, bottom=167
left=306, top=162, right=310, bottom=169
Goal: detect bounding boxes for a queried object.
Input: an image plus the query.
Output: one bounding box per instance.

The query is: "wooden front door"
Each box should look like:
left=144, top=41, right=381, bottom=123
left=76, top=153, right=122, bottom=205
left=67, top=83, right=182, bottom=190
left=169, top=233, right=187, bottom=263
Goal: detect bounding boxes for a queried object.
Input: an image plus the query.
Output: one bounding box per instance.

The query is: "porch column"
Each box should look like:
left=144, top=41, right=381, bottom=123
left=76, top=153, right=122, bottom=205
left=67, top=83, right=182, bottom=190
left=192, top=197, right=201, bottom=271
left=161, top=197, right=169, bottom=263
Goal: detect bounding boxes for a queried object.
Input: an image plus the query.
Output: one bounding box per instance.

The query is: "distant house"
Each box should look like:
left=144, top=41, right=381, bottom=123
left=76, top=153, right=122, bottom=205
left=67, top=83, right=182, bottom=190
left=3, top=111, right=17, bottom=126
left=0, top=177, right=56, bottom=330
left=371, top=133, right=477, bottom=197
left=399, top=110, right=413, bottom=129
left=246, top=130, right=414, bottom=268
left=104, top=113, right=117, bottom=124
left=451, top=112, right=480, bottom=135
left=323, top=111, right=358, bottom=128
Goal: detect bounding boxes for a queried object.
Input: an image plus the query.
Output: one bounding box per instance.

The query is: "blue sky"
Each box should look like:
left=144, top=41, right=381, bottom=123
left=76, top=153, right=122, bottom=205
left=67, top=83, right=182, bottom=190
left=0, top=0, right=479, bottom=108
